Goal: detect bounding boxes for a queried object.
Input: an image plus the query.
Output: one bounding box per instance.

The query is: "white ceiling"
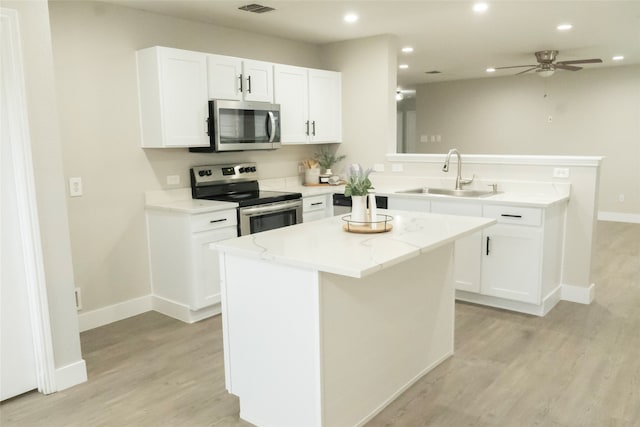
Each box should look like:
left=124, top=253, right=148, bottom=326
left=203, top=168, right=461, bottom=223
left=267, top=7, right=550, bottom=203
left=104, top=0, right=640, bottom=88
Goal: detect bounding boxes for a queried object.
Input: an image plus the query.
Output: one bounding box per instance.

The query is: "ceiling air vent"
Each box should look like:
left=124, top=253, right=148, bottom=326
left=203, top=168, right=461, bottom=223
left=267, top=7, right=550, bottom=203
left=238, top=4, right=276, bottom=13
left=425, top=70, right=442, bottom=74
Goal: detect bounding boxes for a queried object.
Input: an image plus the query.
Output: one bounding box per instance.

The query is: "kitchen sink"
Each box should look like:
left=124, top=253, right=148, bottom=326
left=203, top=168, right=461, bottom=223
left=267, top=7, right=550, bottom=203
left=395, top=187, right=498, bottom=197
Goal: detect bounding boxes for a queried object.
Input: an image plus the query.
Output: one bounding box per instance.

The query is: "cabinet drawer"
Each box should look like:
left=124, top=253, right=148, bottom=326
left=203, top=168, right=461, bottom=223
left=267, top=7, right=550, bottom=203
left=483, top=205, right=542, bottom=227
left=303, top=195, right=327, bottom=212
left=190, top=210, right=237, bottom=233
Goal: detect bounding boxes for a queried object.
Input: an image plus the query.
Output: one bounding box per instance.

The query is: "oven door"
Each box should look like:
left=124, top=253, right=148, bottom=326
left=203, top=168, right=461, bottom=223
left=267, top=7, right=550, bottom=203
left=238, top=199, right=302, bottom=236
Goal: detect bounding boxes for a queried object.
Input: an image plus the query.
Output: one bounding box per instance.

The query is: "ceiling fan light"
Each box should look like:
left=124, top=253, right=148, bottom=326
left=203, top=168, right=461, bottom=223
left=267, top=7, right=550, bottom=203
left=612, top=55, right=624, bottom=61
left=486, top=67, right=496, bottom=73
left=538, top=69, right=555, bottom=78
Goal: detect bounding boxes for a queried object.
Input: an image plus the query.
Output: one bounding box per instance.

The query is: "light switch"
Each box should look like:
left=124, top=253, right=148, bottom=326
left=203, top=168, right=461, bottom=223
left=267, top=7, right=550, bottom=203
left=69, top=177, right=82, bottom=197
left=391, top=163, right=404, bottom=172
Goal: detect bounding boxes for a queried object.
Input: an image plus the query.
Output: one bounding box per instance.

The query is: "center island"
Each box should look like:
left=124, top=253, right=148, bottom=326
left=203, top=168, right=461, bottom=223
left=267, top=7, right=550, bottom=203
left=213, top=210, right=495, bottom=427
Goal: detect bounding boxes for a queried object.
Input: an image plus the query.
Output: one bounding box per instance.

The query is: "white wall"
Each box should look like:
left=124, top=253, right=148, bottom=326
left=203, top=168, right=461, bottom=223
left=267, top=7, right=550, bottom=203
left=47, top=1, right=329, bottom=313
left=2, top=0, right=83, bottom=371
left=321, top=35, right=397, bottom=169
left=413, top=66, right=640, bottom=215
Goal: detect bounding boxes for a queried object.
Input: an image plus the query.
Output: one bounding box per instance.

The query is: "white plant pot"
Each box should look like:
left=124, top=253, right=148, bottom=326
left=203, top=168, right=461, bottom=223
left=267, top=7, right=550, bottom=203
left=350, top=195, right=368, bottom=223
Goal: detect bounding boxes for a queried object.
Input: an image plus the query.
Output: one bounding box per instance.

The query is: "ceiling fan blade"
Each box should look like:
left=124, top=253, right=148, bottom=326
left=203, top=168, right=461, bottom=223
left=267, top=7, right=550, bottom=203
left=515, top=67, right=537, bottom=75
left=555, top=64, right=582, bottom=71
left=494, top=64, right=537, bottom=70
left=556, top=58, right=603, bottom=65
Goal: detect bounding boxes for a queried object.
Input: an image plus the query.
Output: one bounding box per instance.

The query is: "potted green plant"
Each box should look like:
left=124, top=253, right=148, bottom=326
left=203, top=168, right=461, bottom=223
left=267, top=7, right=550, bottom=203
left=344, top=164, right=373, bottom=222
left=314, top=147, right=346, bottom=175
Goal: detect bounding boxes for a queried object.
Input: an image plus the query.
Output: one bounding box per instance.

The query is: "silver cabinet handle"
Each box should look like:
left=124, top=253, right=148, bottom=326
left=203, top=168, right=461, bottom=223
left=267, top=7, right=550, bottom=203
left=312, top=120, right=316, bottom=136
left=247, top=75, right=252, bottom=93
left=209, top=218, right=227, bottom=224
left=305, top=120, right=310, bottom=136
left=486, top=236, right=491, bottom=255
left=501, top=214, right=522, bottom=218
left=238, top=74, right=243, bottom=93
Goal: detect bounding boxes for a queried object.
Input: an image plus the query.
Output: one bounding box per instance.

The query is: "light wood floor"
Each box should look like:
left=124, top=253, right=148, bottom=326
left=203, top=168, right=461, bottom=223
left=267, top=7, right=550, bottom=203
left=2, top=221, right=639, bottom=426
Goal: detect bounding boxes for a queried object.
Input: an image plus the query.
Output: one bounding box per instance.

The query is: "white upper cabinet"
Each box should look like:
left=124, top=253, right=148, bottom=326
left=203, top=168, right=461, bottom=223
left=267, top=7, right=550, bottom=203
left=207, top=54, right=274, bottom=102
left=274, top=64, right=342, bottom=144
left=136, top=46, right=210, bottom=148
left=308, top=69, right=342, bottom=143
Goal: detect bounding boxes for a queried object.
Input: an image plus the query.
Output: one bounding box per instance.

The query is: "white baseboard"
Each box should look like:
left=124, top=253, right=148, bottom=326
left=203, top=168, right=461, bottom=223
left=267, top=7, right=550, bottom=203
left=561, top=283, right=595, bottom=304
left=78, top=294, right=221, bottom=331
left=55, top=359, right=87, bottom=391
left=598, top=211, right=640, bottom=224
left=78, top=295, right=153, bottom=332
left=152, top=296, right=221, bottom=324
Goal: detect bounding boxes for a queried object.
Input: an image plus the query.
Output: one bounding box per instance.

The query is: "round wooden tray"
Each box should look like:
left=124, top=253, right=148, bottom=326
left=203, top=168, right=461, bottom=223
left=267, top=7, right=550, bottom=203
left=342, top=214, right=393, bottom=234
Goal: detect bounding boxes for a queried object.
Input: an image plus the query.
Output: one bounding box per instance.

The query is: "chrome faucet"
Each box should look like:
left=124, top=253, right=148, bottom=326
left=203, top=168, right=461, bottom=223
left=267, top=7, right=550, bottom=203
left=443, top=148, right=474, bottom=190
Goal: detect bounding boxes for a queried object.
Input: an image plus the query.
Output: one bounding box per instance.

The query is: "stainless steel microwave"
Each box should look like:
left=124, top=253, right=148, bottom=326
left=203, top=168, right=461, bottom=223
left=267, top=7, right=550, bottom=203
left=190, top=100, right=280, bottom=153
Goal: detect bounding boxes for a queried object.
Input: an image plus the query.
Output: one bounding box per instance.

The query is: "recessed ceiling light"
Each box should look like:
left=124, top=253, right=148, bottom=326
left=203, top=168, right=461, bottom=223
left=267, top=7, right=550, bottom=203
left=486, top=68, right=496, bottom=73
left=473, top=2, right=489, bottom=13
left=401, top=47, right=414, bottom=53
left=557, top=23, right=573, bottom=31
left=399, top=64, right=409, bottom=69
left=612, top=55, right=625, bottom=61
left=344, top=13, right=358, bottom=23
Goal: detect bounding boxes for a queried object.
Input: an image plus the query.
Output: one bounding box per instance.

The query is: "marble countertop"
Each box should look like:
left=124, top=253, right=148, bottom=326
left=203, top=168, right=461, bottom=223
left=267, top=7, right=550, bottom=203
left=213, top=209, right=495, bottom=278
left=145, top=189, right=237, bottom=214
left=261, top=176, right=569, bottom=208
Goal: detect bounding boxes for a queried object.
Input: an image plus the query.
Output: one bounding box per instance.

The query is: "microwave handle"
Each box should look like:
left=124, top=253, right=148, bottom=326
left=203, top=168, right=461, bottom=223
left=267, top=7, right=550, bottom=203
left=267, top=111, right=276, bottom=142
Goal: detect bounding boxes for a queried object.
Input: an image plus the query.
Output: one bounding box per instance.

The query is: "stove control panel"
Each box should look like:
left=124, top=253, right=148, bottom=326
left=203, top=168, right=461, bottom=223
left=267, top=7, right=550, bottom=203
left=191, top=162, right=259, bottom=186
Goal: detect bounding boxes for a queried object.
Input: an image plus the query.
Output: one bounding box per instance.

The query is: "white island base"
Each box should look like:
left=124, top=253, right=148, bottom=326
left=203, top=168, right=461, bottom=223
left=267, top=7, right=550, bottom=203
left=221, top=245, right=455, bottom=427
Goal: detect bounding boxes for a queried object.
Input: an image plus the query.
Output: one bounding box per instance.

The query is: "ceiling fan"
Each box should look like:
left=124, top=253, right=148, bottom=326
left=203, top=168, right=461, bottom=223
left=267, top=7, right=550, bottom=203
left=495, top=50, right=603, bottom=77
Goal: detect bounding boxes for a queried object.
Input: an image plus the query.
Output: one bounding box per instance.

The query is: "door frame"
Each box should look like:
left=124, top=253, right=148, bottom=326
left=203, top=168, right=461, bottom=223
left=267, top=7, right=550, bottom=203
left=1, top=7, right=57, bottom=395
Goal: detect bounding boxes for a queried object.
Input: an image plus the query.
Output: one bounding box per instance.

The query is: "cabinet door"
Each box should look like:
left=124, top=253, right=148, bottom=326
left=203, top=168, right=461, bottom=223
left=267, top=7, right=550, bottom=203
left=207, top=54, right=242, bottom=101
left=308, top=69, right=341, bottom=143
left=138, top=47, right=209, bottom=147
left=274, top=64, right=310, bottom=144
left=481, top=224, right=542, bottom=304
left=243, top=60, right=273, bottom=102
left=431, top=201, right=482, bottom=293
left=191, top=227, right=238, bottom=310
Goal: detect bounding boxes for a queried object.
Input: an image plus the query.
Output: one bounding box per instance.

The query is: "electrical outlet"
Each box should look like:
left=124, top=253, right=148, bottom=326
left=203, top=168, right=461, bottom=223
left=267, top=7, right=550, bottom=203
left=618, top=194, right=625, bottom=203
left=553, top=168, right=570, bottom=178
left=420, top=135, right=429, bottom=143
left=391, top=163, right=404, bottom=172
left=436, top=135, right=442, bottom=142
left=166, top=175, right=180, bottom=185
left=69, top=177, right=82, bottom=197
left=373, top=163, right=385, bottom=172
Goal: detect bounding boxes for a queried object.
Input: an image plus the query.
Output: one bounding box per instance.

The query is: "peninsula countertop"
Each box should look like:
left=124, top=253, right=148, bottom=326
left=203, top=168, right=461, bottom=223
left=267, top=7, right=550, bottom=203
left=213, top=209, right=495, bottom=278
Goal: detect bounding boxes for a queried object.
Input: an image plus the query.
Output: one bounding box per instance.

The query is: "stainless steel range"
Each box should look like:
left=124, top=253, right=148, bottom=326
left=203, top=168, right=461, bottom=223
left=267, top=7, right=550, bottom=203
left=190, top=162, right=302, bottom=236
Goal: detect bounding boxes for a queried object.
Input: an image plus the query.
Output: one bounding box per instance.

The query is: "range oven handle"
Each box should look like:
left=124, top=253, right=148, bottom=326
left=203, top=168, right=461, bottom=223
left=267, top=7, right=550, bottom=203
left=239, top=200, right=301, bottom=216
left=267, top=111, right=276, bottom=142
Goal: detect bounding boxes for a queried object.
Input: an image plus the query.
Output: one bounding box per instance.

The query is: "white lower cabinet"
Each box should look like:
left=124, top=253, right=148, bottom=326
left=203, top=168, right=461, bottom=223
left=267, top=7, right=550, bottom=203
left=431, top=200, right=482, bottom=293
left=146, top=208, right=237, bottom=322
left=386, top=195, right=566, bottom=315
left=303, top=194, right=331, bottom=222
left=481, top=223, right=542, bottom=304
left=479, top=204, right=564, bottom=310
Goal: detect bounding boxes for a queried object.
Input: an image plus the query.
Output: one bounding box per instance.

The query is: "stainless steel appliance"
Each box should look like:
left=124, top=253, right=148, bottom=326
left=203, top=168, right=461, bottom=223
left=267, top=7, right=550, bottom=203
left=332, top=193, right=388, bottom=215
left=190, top=100, right=280, bottom=153
left=191, top=163, right=301, bottom=236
